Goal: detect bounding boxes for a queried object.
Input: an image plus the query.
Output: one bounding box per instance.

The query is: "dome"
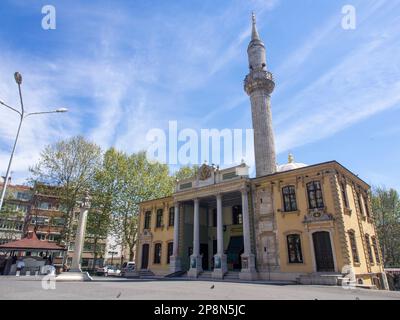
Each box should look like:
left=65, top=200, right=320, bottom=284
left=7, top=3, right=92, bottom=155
left=277, top=154, right=308, bottom=172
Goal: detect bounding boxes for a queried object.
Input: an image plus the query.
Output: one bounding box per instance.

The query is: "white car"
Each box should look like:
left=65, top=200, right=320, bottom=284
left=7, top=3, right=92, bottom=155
left=96, top=265, right=121, bottom=277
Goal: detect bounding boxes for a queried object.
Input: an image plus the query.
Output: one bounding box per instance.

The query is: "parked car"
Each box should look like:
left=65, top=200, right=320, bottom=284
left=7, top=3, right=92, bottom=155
left=96, top=265, right=121, bottom=277
left=121, top=262, right=135, bottom=277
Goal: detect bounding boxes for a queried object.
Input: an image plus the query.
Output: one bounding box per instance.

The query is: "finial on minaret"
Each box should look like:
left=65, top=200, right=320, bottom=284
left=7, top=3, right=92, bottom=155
left=251, top=12, right=260, bottom=41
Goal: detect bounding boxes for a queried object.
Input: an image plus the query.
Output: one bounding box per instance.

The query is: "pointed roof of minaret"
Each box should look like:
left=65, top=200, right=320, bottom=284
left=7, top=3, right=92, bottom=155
left=251, top=12, right=261, bottom=41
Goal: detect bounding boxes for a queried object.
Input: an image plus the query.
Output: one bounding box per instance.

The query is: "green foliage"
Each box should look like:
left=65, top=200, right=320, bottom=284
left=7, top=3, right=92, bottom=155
left=29, top=137, right=202, bottom=262
left=93, top=149, right=174, bottom=260
left=173, top=165, right=198, bottom=181
left=29, top=136, right=102, bottom=244
left=372, top=186, right=400, bottom=267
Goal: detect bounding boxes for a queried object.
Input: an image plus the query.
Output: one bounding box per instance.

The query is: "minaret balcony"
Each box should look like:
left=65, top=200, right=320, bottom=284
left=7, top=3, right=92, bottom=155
left=244, top=70, right=275, bottom=95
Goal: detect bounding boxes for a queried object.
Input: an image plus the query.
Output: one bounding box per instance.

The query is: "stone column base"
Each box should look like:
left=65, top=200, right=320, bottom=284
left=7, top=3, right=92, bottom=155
left=239, top=253, right=257, bottom=280
left=169, top=256, right=182, bottom=273
left=381, top=272, right=390, bottom=290
left=212, top=254, right=227, bottom=279
left=56, top=271, right=93, bottom=282
left=188, top=255, right=203, bottom=278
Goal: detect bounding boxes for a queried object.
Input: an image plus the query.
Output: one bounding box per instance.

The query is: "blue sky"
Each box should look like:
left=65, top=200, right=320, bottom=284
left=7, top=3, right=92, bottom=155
left=0, top=0, right=399, bottom=190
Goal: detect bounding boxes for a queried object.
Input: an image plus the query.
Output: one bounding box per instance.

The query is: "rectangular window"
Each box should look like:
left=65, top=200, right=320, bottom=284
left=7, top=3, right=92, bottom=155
left=287, top=234, right=303, bottom=263
left=144, top=211, right=151, bottom=230
left=363, top=196, right=370, bottom=218
left=282, top=186, right=297, bottom=212
left=340, top=182, right=349, bottom=208
left=167, top=242, right=173, bottom=264
left=53, top=217, right=65, bottom=226
left=168, top=207, right=175, bottom=227
left=307, top=181, right=324, bottom=209
left=156, top=209, right=163, bottom=228
left=372, top=237, right=381, bottom=264
left=365, top=235, right=374, bottom=264
left=38, top=202, right=51, bottom=210
left=232, top=205, right=243, bottom=225
left=348, top=231, right=360, bottom=263
left=17, top=192, right=31, bottom=201
left=154, top=243, right=162, bottom=264
left=37, top=233, right=46, bottom=241
left=357, top=193, right=364, bottom=215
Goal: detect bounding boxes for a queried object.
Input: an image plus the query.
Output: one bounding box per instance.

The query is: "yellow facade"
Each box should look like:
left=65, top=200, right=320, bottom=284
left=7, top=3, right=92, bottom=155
left=135, top=161, right=387, bottom=289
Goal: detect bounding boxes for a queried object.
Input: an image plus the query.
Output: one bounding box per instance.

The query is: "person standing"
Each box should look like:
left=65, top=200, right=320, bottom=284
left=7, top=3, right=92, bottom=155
left=16, top=258, right=25, bottom=276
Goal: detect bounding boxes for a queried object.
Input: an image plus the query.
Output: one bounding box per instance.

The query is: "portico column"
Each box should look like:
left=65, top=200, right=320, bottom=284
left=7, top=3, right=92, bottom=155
left=188, top=198, right=203, bottom=277
left=212, top=193, right=227, bottom=279
left=239, top=186, right=257, bottom=280
left=170, top=202, right=182, bottom=272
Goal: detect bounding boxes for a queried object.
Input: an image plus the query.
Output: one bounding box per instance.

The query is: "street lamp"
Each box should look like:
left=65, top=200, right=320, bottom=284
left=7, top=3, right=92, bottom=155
left=0, top=72, right=68, bottom=211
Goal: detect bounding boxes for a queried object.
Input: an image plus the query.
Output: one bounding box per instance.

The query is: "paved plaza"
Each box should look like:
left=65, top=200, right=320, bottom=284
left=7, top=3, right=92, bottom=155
left=0, top=276, right=399, bottom=300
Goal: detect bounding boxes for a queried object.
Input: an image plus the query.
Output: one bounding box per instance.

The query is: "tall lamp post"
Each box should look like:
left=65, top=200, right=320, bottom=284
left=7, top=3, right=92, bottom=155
left=0, top=72, right=68, bottom=211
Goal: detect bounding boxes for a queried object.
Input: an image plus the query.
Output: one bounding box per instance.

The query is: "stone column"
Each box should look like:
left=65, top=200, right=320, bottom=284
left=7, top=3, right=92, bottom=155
left=70, top=192, right=91, bottom=272
left=188, top=198, right=203, bottom=277
left=170, top=202, right=182, bottom=272
left=240, top=186, right=257, bottom=280
left=56, top=192, right=92, bottom=281
left=213, top=193, right=227, bottom=279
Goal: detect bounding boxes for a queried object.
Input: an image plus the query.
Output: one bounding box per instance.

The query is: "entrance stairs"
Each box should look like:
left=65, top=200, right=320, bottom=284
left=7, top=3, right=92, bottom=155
left=297, top=273, right=342, bottom=285
left=223, top=271, right=240, bottom=280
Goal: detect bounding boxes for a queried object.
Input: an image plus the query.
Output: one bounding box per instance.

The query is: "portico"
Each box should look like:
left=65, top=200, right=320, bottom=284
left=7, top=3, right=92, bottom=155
left=169, top=163, right=256, bottom=279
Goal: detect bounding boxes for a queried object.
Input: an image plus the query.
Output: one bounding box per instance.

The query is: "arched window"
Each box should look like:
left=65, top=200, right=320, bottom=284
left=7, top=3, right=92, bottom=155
left=282, top=185, right=297, bottom=212
left=348, top=230, right=360, bottom=263
left=154, top=243, right=162, bottom=264
left=287, top=234, right=303, bottom=263
left=307, top=181, right=324, bottom=209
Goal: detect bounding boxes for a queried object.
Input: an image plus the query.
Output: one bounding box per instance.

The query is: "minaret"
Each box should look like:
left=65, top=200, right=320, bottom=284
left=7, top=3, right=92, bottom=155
left=244, top=13, right=276, bottom=177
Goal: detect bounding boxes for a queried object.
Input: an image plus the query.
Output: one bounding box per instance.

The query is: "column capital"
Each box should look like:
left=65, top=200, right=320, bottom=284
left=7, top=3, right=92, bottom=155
left=215, top=192, right=223, bottom=200
left=193, top=198, right=200, bottom=204
left=240, top=185, right=249, bottom=195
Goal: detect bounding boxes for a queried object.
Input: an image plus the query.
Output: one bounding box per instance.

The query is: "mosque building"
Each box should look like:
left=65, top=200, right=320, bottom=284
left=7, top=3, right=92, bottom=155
left=134, top=14, right=388, bottom=289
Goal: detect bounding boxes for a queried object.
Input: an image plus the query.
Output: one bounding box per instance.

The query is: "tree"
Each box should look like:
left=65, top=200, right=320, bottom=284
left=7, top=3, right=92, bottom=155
left=94, top=149, right=174, bottom=261
left=116, top=151, right=175, bottom=260
left=173, top=165, right=198, bottom=182
left=372, top=186, right=400, bottom=267
left=29, top=136, right=102, bottom=249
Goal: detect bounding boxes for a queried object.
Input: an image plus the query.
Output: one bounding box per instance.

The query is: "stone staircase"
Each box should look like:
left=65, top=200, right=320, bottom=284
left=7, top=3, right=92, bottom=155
left=138, top=270, right=155, bottom=278
left=297, top=273, right=342, bottom=285
left=198, top=271, right=213, bottom=279
left=223, top=271, right=240, bottom=280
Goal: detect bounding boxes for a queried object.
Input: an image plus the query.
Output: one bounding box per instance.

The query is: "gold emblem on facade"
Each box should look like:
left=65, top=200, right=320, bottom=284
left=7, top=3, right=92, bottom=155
left=198, top=164, right=212, bottom=181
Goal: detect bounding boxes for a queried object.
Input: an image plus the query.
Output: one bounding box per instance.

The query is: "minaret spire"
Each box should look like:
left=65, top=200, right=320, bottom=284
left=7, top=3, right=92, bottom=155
left=251, top=12, right=260, bottom=41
